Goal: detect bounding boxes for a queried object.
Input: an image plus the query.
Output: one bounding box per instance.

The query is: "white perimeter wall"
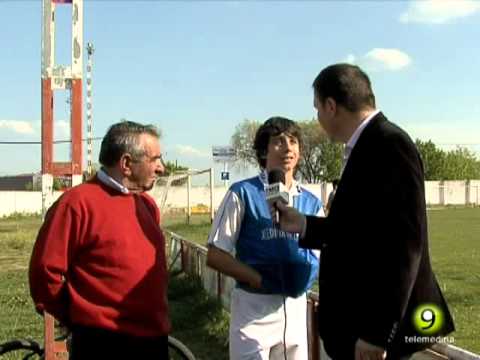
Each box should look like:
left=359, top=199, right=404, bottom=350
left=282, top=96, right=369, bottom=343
left=1, top=180, right=479, bottom=217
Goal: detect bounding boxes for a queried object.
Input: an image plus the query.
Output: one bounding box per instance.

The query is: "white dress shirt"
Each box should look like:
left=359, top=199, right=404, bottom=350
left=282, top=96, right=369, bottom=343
left=342, top=109, right=381, bottom=170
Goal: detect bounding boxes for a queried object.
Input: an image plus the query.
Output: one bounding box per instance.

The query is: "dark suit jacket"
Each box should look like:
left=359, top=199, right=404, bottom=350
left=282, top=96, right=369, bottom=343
left=300, top=113, right=454, bottom=359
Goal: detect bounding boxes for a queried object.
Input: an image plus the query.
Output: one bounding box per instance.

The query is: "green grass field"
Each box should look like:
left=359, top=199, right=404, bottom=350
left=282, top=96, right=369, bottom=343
left=426, top=207, right=480, bottom=353
left=164, top=208, right=480, bottom=354
left=0, top=213, right=229, bottom=360
left=0, top=208, right=479, bottom=357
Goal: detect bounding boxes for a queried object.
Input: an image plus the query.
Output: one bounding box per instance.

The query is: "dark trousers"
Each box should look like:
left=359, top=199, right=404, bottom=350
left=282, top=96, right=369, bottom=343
left=70, top=325, right=168, bottom=360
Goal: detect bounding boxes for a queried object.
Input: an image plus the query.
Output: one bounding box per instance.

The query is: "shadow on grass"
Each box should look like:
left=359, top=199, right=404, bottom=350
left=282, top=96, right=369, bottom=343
left=169, top=272, right=229, bottom=360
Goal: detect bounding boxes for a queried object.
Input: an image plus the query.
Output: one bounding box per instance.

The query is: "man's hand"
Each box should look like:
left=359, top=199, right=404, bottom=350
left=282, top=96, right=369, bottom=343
left=355, top=338, right=386, bottom=360
left=271, top=201, right=306, bottom=234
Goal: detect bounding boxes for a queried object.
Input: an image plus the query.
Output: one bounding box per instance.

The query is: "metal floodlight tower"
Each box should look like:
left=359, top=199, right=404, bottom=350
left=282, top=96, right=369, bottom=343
left=41, top=0, right=83, bottom=213
left=86, top=42, right=94, bottom=177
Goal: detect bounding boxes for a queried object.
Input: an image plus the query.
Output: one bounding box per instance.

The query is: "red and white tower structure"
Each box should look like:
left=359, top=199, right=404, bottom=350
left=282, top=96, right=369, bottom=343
left=41, top=0, right=83, bottom=211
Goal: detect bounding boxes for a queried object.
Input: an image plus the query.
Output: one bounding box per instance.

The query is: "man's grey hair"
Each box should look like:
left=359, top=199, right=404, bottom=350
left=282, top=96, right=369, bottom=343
left=99, top=120, right=161, bottom=167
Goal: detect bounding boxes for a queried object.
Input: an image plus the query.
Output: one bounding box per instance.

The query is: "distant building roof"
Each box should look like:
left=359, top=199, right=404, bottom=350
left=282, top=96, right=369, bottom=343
left=0, top=174, right=35, bottom=191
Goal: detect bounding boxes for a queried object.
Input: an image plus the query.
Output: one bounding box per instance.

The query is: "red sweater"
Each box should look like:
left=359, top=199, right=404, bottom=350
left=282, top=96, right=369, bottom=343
left=29, top=178, right=170, bottom=337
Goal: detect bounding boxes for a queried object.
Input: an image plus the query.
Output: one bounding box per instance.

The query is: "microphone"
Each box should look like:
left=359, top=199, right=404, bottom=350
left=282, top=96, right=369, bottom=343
left=266, top=169, right=289, bottom=224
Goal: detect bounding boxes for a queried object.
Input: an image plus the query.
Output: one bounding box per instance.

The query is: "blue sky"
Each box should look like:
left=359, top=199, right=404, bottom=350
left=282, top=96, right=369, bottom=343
left=1, top=0, right=480, bottom=183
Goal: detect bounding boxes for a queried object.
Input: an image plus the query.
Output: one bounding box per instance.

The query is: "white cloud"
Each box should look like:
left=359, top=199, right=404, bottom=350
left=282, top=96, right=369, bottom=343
left=0, top=119, right=73, bottom=140
left=400, top=0, right=480, bottom=24
left=174, top=144, right=209, bottom=158
left=0, top=120, right=35, bottom=135
left=364, top=48, right=412, bottom=71
left=344, top=48, right=412, bottom=72
left=342, top=54, right=356, bottom=64
left=28, top=120, right=71, bottom=139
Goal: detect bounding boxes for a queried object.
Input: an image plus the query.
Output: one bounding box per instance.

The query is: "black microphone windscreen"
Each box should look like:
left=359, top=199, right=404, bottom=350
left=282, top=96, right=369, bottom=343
left=268, top=169, right=285, bottom=184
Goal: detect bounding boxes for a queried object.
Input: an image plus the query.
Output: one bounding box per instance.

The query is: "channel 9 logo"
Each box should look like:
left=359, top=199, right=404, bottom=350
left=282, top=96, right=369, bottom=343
left=412, top=304, right=444, bottom=335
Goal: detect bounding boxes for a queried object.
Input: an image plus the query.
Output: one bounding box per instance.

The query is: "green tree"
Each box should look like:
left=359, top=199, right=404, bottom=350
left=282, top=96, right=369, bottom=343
left=298, top=120, right=342, bottom=183
left=53, top=178, right=63, bottom=191
left=443, top=147, right=480, bottom=180
left=159, top=160, right=189, bottom=186
left=83, top=163, right=100, bottom=182
left=230, top=119, right=261, bottom=168
left=230, top=118, right=343, bottom=183
left=24, top=177, right=61, bottom=190
left=415, top=139, right=446, bottom=180
left=415, top=139, right=480, bottom=180
left=164, top=160, right=189, bottom=174
left=24, top=181, right=34, bottom=191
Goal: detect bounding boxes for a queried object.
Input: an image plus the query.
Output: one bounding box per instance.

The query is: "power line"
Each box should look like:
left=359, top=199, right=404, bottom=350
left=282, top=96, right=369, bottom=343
left=0, top=137, right=103, bottom=145
left=437, top=143, right=480, bottom=146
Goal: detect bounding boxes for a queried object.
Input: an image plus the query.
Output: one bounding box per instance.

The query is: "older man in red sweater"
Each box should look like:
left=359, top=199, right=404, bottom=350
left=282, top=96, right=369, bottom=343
left=29, top=121, right=170, bottom=359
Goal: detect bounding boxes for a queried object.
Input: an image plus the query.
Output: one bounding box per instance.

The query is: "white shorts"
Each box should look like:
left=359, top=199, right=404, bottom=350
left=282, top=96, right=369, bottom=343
left=229, top=288, right=308, bottom=360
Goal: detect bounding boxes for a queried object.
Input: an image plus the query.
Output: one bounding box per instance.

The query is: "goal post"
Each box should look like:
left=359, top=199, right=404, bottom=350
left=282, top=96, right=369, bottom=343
left=152, top=168, right=215, bottom=224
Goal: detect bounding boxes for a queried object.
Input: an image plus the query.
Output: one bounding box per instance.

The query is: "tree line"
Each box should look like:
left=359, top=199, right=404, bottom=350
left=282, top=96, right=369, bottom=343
left=23, top=120, right=479, bottom=190
left=231, top=119, right=480, bottom=183
left=24, top=161, right=190, bottom=190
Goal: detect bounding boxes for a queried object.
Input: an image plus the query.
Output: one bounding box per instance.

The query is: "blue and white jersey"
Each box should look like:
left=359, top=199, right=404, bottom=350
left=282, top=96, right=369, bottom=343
left=208, top=172, right=324, bottom=297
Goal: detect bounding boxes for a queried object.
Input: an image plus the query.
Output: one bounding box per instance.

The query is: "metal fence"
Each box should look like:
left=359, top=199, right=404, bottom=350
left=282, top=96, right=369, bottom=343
left=165, top=231, right=479, bottom=360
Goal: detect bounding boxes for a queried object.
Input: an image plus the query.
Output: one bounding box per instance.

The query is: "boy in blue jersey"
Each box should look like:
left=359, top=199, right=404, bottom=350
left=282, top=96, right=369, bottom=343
left=207, top=117, right=324, bottom=359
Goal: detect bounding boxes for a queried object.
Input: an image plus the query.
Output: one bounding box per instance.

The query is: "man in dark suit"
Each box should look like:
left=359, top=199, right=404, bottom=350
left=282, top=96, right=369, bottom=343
left=273, top=63, right=454, bottom=360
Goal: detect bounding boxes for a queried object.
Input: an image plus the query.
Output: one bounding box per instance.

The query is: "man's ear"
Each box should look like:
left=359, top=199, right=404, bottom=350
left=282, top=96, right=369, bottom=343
left=119, top=153, right=133, bottom=176
left=325, top=97, right=337, bottom=115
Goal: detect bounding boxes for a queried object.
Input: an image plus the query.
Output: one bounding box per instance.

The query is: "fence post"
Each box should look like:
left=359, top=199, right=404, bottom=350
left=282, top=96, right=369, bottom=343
left=197, top=248, right=202, bottom=277
left=217, top=272, right=223, bottom=304
left=43, top=312, right=68, bottom=359
left=180, top=240, right=186, bottom=273
left=307, top=295, right=320, bottom=360
left=187, top=174, right=191, bottom=224
left=209, top=168, right=215, bottom=224
left=465, top=180, right=471, bottom=206
left=439, top=181, right=445, bottom=206
left=321, top=182, right=327, bottom=204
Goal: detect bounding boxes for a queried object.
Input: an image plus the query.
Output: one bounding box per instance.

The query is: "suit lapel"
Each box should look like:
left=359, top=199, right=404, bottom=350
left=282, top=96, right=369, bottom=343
left=341, top=113, right=387, bottom=175
left=330, top=113, right=387, bottom=214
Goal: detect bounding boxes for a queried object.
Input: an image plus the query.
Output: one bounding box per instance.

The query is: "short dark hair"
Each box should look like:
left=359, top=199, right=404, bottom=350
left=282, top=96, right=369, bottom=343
left=99, top=121, right=160, bottom=167
left=312, top=63, right=376, bottom=112
left=332, top=178, right=340, bottom=188
left=253, top=117, right=303, bottom=168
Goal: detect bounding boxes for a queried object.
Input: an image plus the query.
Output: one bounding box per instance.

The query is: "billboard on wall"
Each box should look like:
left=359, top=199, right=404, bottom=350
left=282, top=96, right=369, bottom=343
left=212, top=146, right=236, bottom=162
